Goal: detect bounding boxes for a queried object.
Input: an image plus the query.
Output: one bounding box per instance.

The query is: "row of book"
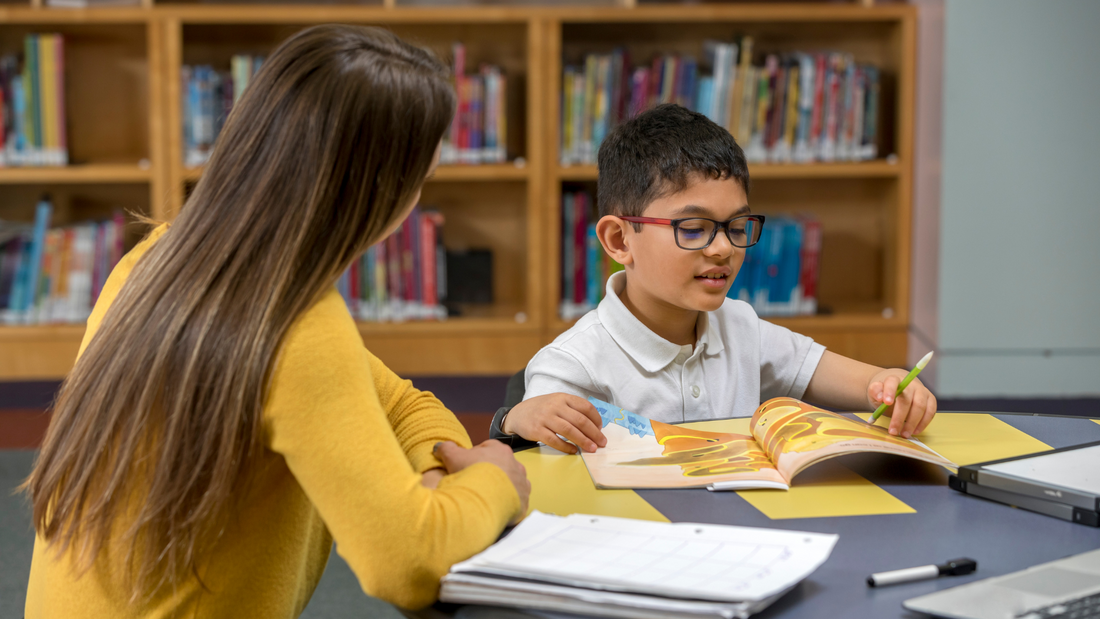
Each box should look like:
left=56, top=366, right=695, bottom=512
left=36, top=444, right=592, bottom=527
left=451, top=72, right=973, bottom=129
left=440, top=43, right=508, bottom=165
left=727, top=215, right=821, bottom=317
left=336, top=207, right=448, bottom=322
left=0, top=199, right=125, bottom=325
left=559, top=191, right=623, bottom=320
left=0, top=34, right=69, bottom=167
left=181, top=55, right=265, bottom=168
left=560, top=39, right=880, bottom=165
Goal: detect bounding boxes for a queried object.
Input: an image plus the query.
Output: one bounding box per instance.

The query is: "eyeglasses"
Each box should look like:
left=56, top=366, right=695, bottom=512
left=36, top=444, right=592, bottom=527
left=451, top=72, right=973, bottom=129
left=619, top=215, right=766, bottom=250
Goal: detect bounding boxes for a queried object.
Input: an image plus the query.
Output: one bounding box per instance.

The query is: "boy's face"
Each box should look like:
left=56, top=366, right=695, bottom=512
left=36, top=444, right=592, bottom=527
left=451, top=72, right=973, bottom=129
left=622, top=175, right=750, bottom=314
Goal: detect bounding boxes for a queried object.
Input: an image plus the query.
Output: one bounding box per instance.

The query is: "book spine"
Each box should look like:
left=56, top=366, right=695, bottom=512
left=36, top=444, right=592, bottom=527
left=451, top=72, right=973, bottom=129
left=0, top=237, right=24, bottom=313
left=821, top=53, right=842, bottom=162
left=54, top=35, right=66, bottom=163
left=7, top=239, right=32, bottom=323
left=24, top=35, right=39, bottom=161
left=794, top=54, right=815, bottom=163
left=561, top=66, right=574, bottom=163
left=561, top=192, right=573, bottom=314
left=780, top=219, right=803, bottom=316
left=863, top=66, right=880, bottom=159
left=111, top=211, right=124, bottom=268
left=585, top=223, right=600, bottom=307
left=572, top=192, right=585, bottom=305
left=809, top=53, right=826, bottom=159
left=92, top=220, right=107, bottom=304
left=779, top=62, right=800, bottom=163
left=21, top=199, right=51, bottom=320
left=402, top=218, right=414, bottom=304
left=421, top=212, right=437, bottom=308
left=851, top=65, right=866, bottom=162
left=12, top=74, right=27, bottom=156
left=410, top=206, right=422, bottom=306
left=39, top=35, right=56, bottom=165
left=582, top=54, right=597, bottom=164
left=798, top=216, right=821, bottom=315
left=53, top=228, right=72, bottom=322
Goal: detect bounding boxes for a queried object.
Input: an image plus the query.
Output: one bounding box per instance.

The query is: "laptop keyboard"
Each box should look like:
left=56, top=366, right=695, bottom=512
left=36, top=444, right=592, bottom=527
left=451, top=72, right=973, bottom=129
left=1016, top=591, right=1100, bottom=618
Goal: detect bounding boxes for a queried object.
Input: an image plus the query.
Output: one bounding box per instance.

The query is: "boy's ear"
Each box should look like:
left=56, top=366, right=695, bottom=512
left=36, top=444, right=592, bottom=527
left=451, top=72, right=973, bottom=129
left=596, top=215, right=634, bottom=266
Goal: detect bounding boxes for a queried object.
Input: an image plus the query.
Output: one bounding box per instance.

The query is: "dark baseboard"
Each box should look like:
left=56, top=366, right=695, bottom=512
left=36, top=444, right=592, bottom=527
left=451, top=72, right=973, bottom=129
left=938, top=397, right=1100, bottom=418
left=0, top=381, right=62, bottom=410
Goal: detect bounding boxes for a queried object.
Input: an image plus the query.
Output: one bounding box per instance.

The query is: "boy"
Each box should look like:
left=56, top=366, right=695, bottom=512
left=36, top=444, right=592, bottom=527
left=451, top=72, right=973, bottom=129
left=494, top=104, right=936, bottom=454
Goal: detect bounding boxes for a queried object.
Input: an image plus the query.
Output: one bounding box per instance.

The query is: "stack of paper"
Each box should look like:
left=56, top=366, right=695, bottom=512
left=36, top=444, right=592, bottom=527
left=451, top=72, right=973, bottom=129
left=440, top=511, right=838, bottom=619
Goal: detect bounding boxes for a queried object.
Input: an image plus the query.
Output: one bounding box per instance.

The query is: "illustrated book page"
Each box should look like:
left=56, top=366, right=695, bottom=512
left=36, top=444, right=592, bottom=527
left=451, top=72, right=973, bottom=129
left=580, top=397, right=955, bottom=491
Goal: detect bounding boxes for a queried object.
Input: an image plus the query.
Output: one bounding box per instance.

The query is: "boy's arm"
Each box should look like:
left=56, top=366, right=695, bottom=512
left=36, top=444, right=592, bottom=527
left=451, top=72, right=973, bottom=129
left=498, top=348, right=607, bottom=454
left=803, top=350, right=937, bottom=438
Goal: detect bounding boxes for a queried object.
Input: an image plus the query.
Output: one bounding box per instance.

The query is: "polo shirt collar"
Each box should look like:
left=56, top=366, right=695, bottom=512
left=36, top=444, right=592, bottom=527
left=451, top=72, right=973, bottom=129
left=598, top=272, right=725, bottom=372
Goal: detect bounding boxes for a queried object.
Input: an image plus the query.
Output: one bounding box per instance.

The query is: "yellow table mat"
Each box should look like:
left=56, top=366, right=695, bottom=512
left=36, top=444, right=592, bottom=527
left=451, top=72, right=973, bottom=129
left=854, top=412, right=1051, bottom=466
left=515, top=446, right=668, bottom=523
left=683, top=418, right=914, bottom=520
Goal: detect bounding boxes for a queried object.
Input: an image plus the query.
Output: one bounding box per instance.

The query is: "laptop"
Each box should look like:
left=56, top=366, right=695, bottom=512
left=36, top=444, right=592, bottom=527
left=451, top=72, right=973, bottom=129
left=903, top=548, right=1100, bottom=618
left=949, top=441, right=1100, bottom=527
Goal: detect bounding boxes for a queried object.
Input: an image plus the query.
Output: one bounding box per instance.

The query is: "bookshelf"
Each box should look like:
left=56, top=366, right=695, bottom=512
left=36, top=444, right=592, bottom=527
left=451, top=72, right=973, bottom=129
left=0, top=3, right=914, bottom=380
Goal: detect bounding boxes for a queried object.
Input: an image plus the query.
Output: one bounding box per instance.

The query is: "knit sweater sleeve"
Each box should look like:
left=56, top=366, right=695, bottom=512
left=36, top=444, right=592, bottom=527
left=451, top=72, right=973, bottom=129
left=263, top=289, right=520, bottom=609
left=366, top=350, right=475, bottom=473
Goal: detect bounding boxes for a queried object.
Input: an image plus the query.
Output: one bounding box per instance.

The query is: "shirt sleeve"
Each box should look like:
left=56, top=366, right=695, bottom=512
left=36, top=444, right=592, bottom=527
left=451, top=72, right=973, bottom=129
left=367, top=350, right=475, bottom=473
left=757, top=318, right=826, bottom=400
left=264, top=290, right=519, bottom=609
left=523, top=345, right=604, bottom=402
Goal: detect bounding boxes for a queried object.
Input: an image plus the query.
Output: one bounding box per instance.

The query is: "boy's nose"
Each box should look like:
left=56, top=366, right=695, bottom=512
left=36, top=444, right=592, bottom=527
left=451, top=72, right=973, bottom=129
left=704, top=230, right=735, bottom=257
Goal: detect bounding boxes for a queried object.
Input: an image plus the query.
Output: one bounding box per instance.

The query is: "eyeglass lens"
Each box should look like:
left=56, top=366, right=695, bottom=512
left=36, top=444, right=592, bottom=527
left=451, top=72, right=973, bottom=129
left=675, top=218, right=762, bottom=249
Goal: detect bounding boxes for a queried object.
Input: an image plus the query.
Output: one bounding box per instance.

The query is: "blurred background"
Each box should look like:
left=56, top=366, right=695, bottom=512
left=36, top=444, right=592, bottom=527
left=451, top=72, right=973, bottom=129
left=0, top=0, right=1098, bottom=614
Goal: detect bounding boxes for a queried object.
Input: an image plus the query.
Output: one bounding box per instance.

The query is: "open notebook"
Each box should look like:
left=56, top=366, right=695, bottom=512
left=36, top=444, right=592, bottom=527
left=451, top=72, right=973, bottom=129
left=581, top=397, right=955, bottom=491
left=440, top=511, right=838, bottom=619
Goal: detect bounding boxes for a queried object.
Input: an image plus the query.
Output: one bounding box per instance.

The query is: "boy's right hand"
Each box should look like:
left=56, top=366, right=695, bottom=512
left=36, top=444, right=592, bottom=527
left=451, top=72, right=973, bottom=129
left=434, top=440, right=531, bottom=522
left=502, top=394, right=607, bottom=454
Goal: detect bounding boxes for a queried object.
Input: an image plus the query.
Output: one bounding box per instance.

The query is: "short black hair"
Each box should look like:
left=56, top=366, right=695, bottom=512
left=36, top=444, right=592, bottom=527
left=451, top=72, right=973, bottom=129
left=596, top=104, right=750, bottom=221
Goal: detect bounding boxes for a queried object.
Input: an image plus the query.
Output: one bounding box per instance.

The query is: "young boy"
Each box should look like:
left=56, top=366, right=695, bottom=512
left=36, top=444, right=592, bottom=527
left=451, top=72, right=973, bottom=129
left=495, top=104, right=937, bottom=454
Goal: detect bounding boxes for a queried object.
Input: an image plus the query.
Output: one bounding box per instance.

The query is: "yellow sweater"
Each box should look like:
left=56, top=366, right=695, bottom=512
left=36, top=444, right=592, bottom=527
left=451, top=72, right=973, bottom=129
left=25, top=225, right=520, bottom=617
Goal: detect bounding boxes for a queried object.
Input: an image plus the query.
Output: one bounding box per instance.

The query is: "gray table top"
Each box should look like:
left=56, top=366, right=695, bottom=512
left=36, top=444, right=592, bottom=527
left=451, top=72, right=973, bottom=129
left=442, top=412, right=1100, bottom=619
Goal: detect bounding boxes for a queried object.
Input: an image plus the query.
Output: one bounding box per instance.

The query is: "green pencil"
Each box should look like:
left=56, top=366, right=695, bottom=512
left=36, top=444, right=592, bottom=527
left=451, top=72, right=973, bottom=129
left=867, top=351, right=934, bottom=425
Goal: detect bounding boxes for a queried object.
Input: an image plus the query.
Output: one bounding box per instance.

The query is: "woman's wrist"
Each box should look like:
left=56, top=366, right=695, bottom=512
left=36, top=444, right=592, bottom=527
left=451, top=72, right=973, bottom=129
left=420, top=467, right=446, bottom=489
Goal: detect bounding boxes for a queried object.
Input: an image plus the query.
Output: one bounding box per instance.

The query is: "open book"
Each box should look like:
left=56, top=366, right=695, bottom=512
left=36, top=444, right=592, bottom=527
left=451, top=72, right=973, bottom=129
left=581, top=397, right=955, bottom=491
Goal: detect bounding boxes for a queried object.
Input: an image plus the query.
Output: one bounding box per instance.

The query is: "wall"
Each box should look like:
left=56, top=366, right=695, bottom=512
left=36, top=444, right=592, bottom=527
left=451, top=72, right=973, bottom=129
left=935, top=0, right=1100, bottom=396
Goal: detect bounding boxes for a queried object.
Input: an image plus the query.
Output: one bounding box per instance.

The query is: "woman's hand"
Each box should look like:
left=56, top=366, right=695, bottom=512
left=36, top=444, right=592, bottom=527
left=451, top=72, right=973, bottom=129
left=433, top=440, right=531, bottom=522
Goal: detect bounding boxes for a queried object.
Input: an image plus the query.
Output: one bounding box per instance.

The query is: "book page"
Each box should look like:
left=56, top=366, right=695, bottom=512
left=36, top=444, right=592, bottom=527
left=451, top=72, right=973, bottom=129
left=449, top=511, right=838, bottom=604
left=579, top=399, right=788, bottom=490
left=750, top=397, right=956, bottom=482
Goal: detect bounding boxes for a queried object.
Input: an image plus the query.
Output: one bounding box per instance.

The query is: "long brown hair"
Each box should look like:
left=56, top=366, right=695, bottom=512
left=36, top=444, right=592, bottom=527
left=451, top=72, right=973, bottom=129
left=23, top=24, right=455, bottom=598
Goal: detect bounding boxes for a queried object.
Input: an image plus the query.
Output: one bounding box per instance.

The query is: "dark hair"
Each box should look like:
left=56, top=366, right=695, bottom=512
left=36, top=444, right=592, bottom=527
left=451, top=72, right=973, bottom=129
left=24, top=24, right=455, bottom=600
left=597, top=104, right=750, bottom=223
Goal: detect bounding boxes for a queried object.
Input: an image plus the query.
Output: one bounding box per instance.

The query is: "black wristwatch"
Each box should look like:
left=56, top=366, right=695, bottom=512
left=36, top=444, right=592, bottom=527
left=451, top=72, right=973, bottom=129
left=489, top=406, right=538, bottom=450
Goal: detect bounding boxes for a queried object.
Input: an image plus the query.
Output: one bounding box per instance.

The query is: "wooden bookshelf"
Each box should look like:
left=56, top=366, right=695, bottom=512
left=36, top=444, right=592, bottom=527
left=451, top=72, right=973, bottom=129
left=0, top=3, right=915, bottom=379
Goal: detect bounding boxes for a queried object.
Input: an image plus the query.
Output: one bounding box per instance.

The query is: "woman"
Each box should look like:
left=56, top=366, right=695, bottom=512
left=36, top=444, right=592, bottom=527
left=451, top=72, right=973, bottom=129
left=23, top=24, right=529, bottom=618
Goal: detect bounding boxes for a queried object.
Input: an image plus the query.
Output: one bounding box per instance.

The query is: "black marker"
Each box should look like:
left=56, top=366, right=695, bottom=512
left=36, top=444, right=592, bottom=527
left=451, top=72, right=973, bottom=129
left=867, top=558, right=977, bottom=587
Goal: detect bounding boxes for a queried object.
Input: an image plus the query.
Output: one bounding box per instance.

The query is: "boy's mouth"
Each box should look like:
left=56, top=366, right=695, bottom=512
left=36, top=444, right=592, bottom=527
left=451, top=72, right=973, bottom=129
left=695, top=271, right=730, bottom=288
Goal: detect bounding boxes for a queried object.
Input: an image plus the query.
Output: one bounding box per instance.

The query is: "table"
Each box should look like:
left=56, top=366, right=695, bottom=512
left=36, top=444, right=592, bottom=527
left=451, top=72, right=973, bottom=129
left=449, top=412, right=1100, bottom=619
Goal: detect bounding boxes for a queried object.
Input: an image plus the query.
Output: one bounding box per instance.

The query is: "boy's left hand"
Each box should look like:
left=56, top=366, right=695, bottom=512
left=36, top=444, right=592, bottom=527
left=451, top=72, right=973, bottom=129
left=868, top=369, right=937, bottom=438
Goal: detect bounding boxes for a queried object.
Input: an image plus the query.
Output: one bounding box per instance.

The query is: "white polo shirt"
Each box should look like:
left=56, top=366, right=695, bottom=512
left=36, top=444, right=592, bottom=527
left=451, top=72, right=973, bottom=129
left=524, top=271, right=826, bottom=423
